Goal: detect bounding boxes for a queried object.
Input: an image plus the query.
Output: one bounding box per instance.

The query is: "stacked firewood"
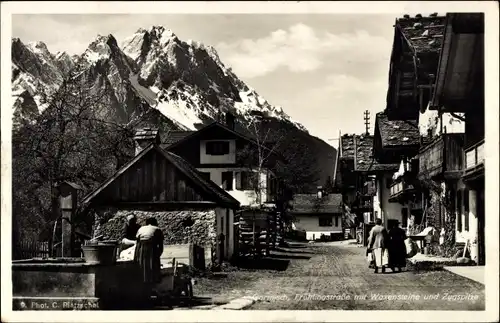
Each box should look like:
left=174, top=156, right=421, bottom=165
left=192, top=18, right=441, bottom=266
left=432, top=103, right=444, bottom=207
left=237, top=211, right=271, bottom=258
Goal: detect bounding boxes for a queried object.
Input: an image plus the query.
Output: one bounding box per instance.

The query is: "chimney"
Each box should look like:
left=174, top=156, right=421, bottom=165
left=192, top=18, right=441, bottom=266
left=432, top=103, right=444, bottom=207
left=225, top=112, right=235, bottom=130
left=317, top=186, right=323, bottom=199
left=133, top=128, right=160, bottom=156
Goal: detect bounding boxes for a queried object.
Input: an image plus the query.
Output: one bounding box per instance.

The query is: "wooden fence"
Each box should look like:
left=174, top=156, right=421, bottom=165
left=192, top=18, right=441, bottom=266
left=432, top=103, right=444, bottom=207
left=13, top=240, right=50, bottom=260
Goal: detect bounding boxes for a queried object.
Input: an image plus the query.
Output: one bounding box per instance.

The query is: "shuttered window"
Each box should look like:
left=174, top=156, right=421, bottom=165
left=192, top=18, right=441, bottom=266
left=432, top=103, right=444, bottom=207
left=464, top=189, right=470, bottom=231
left=206, top=141, right=230, bottom=155
left=236, top=171, right=257, bottom=190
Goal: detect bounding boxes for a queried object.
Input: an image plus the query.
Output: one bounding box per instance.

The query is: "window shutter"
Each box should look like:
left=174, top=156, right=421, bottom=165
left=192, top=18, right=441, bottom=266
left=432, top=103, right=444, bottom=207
left=456, top=190, right=462, bottom=232
left=464, top=189, right=469, bottom=231
left=235, top=172, right=242, bottom=190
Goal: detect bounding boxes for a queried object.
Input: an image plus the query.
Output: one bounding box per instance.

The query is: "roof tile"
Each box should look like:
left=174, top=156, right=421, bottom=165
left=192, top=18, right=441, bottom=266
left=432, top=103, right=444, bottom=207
left=290, top=193, right=342, bottom=214
left=396, top=15, right=447, bottom=53
left=377, top=112, right=420, bottom=148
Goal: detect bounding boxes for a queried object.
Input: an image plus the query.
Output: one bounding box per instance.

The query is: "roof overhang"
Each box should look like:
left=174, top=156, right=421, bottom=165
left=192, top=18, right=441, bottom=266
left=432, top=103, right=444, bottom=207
left=430, top=13, right=484, bottom=112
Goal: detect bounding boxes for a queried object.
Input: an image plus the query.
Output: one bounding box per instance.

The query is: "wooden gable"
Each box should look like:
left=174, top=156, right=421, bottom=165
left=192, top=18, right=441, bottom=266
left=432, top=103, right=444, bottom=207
left=83, top=146, right=239, bottom=208
left=167, top=122, right=280, bottom=169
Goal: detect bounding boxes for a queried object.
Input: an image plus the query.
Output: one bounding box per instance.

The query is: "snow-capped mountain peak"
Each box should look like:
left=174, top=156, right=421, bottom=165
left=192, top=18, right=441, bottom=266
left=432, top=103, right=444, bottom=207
left=82, top=34, right=121, bottom=64
left=12, top=27, right=308, bottom=131
left=27, top=41, right=51, bottom=56
left=11, top=28, right=335, bottom=188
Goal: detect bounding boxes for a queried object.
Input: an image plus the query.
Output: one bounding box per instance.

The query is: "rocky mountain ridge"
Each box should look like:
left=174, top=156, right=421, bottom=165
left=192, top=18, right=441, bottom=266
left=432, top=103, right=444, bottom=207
left=11, top=25, right=336, bottom=189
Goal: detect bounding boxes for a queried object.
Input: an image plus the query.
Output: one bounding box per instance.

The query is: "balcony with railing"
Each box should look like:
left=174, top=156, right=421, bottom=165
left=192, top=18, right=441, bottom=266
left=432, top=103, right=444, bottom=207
left=389, top=178, right=417, bottom=203
left=463, top=139, right=485, bottom=181
left=418, top=133, right=465, bottom=180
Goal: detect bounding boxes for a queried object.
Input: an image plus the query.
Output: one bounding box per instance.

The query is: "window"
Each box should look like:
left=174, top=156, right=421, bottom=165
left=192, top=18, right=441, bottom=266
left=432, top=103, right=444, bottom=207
left=464, top=189, right=469, bottom=231
left=206, top=141, right=230, bottom=155
left=199, top=172, right=211, bottom=181
left=319, top=216, right=333, bottom=227
left=334, top=215, right=339, bottom=227
left=457, top=190, right=462, bottom=232
left=221, top=171, right=233, bottom=190
left=236, top=171, right=257, bottom=190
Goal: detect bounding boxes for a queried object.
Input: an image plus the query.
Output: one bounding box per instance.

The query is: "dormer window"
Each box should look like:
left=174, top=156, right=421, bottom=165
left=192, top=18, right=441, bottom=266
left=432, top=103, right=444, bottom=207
left=206, top=141, right=230, bottom=155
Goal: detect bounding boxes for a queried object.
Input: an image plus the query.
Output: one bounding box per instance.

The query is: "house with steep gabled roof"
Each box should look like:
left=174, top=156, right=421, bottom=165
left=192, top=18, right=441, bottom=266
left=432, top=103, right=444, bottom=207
left=371, top=111, right=422, bottom=230
left=162, top=113, right=286, bottom=208
left=386, top=13, right=447, bottom=120
left=80, top=129, right=241, bottom=263
left=290, top=189, right=343, bottom=241
left=423, top=13, right=485, bottom=264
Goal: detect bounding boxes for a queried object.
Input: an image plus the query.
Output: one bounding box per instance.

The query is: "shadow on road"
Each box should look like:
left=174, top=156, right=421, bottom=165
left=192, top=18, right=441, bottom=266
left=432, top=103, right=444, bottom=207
left=274, top=247, right=315, bottom=254
left=234, top=257, right=290, bottom=271
left=271, top=254, right=311, bottom=260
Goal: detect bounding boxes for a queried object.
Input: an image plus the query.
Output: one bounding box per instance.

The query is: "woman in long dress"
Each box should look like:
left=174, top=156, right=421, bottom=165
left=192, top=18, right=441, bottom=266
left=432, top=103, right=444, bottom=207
left=367, top=218, right=389, bottom=273
left=119, top=214, right=139, bottom=255
left=134, top=217, right=164, bottom=286
left=388, top=220, right=407, bottom=272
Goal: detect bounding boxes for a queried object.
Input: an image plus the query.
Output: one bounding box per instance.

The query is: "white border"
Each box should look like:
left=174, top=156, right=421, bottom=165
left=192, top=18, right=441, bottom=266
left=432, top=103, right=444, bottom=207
left=1, top=1, right=499, bottom=322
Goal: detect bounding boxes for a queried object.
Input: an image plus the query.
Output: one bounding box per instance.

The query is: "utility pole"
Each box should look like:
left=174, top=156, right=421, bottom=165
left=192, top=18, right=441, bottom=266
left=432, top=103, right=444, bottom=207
left=363, top=110, right=370, bottom=135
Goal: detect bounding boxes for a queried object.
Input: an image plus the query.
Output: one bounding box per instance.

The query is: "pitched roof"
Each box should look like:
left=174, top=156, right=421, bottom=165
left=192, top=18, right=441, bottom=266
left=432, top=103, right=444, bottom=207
left=165, top=150, right=240, bottom=206
left=80, top=144, right=240, bottom=208
left=165, top=121, right=283, bottom=160
left=340, top=134, right=356, bottom=159
left=396, top=14, right=447, bottom=54
left=290, top=193, right=342, bottom=214
left=161, top=130, right=196, bottom=147
left=376, top=112, right=420, bottom=148
left=341, top=134, right=399, bottom=173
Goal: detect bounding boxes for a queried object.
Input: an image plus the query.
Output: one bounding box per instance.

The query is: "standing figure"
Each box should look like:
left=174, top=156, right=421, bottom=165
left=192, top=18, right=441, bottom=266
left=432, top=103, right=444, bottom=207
left=120, top=214, right=139, bottom=254
left=388, top=220, right=407, bottom=272
left=135, top=217, right=164, bottom=287
left=367, top=218, right=389, bottom=273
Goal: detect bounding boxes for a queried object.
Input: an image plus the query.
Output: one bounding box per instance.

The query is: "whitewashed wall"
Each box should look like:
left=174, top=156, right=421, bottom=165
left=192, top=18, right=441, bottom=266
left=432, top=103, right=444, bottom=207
left=197, top=167, right=269, bottom=206
left=200, top=139, right=236, bottom=164
left=293, top=214, right=343, bottom=240
left=373, top=173, right=404, bottom=228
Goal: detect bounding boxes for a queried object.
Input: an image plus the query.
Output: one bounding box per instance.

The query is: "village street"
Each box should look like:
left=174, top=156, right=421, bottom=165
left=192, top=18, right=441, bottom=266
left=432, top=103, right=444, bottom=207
left=193, top=241, right=485, bottom=310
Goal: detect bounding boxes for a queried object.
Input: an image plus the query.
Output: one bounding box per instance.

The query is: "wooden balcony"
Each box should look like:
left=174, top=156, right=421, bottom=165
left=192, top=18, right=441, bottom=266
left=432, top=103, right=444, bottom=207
left=418, top=133, right=464, bottom=180
left=463, top=139, right=485, bottom=182
left=389, top=179, right=417, bottom=203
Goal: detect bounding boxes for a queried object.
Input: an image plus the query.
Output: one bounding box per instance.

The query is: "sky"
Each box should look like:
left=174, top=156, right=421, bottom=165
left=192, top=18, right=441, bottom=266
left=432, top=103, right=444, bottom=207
left=12, top=13, right=405, bottom=144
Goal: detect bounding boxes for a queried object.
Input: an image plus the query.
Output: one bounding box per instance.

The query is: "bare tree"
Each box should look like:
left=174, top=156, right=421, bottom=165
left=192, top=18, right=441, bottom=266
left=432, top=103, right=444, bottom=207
left=236, top=114, right=285, bottom=205
left=237, top=113, right=320, bottom=204
left=12, top=65, right=134, bottom=250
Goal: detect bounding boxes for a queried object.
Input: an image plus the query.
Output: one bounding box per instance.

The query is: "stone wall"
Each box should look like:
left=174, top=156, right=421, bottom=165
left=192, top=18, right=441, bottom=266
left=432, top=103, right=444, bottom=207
left=92, top=208, right=217, bottom=246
